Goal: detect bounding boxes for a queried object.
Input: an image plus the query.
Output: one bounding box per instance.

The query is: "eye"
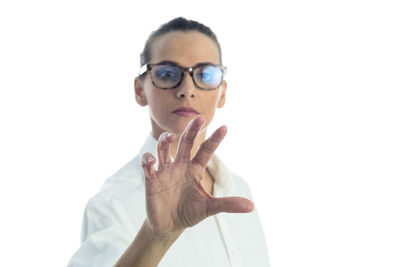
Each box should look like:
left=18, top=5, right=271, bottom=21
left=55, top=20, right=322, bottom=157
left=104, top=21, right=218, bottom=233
left=198, top=71, right=211, bottom=82
left=196, top=66, right=222, bottom=83
left=155, top=66, right=180, bottom=81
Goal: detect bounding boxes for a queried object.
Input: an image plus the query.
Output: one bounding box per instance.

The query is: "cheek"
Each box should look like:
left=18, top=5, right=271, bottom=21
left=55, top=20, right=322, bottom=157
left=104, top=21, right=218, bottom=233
left=144, top=83, right=164, bottom=107
left=147, top=92, right=160, bottom=107
left=207, top=92, right=222, bottom=108
left=148, top=96, right=166, bottom=114
left=200, top=94, right=220, bottom=117
left=146, top=90, right=173, bottom=115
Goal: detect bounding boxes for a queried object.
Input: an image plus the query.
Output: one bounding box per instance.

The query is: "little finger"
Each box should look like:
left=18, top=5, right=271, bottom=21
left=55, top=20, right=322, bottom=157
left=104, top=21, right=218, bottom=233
left=141, top=152, right=156, bottom=179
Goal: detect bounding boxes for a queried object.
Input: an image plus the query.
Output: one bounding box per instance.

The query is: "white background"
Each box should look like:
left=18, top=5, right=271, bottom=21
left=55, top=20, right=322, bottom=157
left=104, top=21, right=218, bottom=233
left=0, top=0, right=399, bottom=266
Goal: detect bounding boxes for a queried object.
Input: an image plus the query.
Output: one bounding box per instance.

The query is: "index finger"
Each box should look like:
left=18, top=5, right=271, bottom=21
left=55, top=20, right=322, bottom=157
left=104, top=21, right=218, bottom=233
left=191, top=125, right=227, bottom=168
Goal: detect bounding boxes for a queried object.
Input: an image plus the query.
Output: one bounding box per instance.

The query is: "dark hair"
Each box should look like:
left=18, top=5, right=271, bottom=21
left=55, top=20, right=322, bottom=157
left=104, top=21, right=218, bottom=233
left=139, top=17, right=222, bottom=77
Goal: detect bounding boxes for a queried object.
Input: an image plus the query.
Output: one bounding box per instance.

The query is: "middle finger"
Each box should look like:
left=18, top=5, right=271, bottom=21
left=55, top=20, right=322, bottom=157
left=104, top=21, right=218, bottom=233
left=174, top=116, right=205, bottom=163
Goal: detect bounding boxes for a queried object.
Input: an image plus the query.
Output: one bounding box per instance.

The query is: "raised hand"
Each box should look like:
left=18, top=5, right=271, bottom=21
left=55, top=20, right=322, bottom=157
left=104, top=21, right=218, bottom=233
left=141, top=116, right=254, bottom=236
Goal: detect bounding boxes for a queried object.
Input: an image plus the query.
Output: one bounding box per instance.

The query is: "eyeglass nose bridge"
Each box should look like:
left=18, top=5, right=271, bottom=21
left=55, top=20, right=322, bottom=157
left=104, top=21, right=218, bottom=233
left=182, top=66, right=195, bottom=77
left=174, top=66, right=196, bottom=89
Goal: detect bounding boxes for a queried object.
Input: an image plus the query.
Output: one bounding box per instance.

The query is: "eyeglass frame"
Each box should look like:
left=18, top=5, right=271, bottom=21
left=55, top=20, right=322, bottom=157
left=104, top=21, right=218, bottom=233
left=138, top=60, right=227, bottom=90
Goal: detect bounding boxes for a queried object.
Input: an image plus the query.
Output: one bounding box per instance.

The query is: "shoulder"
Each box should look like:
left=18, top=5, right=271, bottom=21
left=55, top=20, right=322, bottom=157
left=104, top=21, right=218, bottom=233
left=92, top=154, right=145, bottom=201
left=83, top=154, right=146, bottom=228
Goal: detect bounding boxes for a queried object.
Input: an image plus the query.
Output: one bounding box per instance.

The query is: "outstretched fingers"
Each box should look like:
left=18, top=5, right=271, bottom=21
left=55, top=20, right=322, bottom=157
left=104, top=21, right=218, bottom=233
left=191, top=125, right=227, bottom=168
left=206, top=196, right=255, bottom=217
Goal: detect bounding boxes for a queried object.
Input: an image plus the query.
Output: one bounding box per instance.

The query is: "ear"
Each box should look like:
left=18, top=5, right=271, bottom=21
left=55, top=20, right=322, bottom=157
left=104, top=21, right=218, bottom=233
left=217, top=80, right=227, bottom=108
left=134, top=77, right=148, bottom=106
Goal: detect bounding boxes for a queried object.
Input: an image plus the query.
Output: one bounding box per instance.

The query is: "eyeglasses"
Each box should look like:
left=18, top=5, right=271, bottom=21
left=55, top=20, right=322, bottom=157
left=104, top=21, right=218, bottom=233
left=139, top=61, right=227, bottom=90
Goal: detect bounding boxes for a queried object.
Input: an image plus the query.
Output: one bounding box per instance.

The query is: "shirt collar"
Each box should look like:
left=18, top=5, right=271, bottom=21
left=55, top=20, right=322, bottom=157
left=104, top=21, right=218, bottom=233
left=139, top=133, right=234, bottom=195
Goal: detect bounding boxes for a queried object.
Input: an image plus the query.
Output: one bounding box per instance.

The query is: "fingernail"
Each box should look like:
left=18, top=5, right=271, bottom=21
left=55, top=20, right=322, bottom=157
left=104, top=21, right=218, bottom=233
left=146, top=155, right=153, bottom=164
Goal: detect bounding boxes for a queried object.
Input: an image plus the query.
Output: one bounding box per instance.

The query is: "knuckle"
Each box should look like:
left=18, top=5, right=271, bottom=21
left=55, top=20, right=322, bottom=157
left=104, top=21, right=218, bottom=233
left=210, top=133, right=220, bottom=143
left=203, top=146, right=214, bottom=156
left=182, top=138, right=194, bottom=145
left=200, top=141, right=213, bottom=155
left=183, top=132, right=196, bottom=144
left=160, top=146, right=169, bottom=153
left=175, top=156, right=189, bottom=164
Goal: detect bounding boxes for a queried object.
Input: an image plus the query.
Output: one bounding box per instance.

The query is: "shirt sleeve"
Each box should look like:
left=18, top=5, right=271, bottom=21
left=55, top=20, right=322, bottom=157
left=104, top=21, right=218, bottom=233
left=67, top=195, right=135, bottom=267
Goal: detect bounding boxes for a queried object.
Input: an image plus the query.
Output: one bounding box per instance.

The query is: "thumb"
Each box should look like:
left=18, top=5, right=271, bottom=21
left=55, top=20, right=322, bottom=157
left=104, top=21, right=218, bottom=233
left=207, top=196, right=254, bottom=217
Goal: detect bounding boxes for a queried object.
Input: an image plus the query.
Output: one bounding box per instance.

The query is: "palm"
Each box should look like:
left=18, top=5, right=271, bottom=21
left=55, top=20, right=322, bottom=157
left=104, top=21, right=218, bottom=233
left=141, top=117, right=254, bottom=235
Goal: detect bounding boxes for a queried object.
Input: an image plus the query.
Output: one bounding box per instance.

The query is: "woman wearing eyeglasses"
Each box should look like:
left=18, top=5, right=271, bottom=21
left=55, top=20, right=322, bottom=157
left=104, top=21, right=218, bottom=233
left=68, top=17, right=271, bottom=267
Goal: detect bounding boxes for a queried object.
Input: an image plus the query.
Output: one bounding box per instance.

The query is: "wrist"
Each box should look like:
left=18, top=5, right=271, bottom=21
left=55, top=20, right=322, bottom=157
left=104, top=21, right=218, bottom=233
left=143, top=219, right=184, bottom=245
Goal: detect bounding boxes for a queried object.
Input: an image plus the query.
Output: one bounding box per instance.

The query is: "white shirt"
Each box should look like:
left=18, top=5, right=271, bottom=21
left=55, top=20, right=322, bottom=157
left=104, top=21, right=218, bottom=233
left=68, top=134, right=271, bottom=267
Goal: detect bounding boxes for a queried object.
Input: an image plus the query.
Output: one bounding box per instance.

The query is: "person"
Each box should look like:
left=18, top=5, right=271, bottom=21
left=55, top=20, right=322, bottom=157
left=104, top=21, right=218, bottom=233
left=68, top=17, right=271, bottom=267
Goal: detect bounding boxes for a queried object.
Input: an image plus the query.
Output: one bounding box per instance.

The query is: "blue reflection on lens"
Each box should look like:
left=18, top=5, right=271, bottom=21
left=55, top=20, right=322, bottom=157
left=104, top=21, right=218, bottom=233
left=197, top=66, right=222, bottom=86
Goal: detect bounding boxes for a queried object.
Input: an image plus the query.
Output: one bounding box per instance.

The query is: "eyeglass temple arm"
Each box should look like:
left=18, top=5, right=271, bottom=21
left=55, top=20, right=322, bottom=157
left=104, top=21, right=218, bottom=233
left=139, top=64, right=149, bottom=76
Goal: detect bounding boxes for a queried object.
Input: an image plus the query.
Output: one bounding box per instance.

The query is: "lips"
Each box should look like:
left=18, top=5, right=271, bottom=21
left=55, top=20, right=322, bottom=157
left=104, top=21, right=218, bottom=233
left=172, top=107, right=199, bottom=117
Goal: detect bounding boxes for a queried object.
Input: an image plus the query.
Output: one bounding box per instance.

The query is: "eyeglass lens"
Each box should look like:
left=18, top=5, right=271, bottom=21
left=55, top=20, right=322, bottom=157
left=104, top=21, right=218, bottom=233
left=151, top=64, right=223, bottom=90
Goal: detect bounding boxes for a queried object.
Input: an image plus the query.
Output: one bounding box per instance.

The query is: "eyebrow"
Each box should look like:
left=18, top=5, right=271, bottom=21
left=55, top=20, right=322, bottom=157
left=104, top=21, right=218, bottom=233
left=155, top=60, right=219, bottom=67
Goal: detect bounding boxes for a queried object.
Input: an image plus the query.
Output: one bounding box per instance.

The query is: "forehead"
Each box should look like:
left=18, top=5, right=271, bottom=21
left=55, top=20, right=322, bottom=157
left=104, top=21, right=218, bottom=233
left=150, top=31, right=220, bottom=67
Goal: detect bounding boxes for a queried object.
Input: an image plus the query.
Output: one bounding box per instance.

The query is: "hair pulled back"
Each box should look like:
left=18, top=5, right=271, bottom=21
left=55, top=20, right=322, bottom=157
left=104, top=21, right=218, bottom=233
left=139, top=17, right=222, bottom=70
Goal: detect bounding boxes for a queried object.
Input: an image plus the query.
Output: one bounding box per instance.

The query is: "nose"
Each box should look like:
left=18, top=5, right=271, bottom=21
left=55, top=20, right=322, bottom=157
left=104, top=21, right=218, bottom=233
left=176, top=71, right=196, bottom=99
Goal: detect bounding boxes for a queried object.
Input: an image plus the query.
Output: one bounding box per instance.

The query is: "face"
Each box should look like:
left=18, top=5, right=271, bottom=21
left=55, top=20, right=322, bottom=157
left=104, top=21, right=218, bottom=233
left=134, top=31, right=227, bottom=139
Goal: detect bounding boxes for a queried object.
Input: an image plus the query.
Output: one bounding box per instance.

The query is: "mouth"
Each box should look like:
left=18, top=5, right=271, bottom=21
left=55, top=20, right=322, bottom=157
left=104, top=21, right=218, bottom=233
left=172, top=107, right=199, bottom=117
